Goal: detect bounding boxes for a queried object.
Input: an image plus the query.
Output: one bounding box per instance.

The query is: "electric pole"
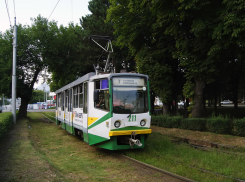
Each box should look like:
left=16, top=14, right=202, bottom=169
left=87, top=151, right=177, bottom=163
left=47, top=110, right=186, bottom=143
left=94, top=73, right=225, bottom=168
left=12, top=17, right=17, bottom=124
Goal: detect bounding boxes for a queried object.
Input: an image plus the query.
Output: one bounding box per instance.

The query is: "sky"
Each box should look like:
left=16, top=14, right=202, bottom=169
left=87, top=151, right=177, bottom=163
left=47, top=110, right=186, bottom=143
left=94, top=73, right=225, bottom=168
left=1, top=0, right=91, bottom=89
left=1, top=0, right=91, bottom=33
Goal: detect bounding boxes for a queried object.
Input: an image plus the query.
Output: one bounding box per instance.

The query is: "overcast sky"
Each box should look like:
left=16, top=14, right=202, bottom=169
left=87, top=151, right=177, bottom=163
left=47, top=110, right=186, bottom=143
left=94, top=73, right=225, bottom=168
left=1, top=0, right=91, bottom=33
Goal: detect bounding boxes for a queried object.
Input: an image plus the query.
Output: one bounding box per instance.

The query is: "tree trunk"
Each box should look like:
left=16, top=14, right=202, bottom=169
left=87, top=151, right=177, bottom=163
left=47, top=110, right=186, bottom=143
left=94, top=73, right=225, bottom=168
left=174, top=97, right=178, bottom=115
left=19, top=97, right=30, bottom=117
left=191, top=78, right=205, bottom=118
left=18, top=68, right=40, bottom=118
left=233, top=79, right=238, bottom=110
left=151, top=91, right=155, bottom=115
left=214, top=91, right=217, bottom=116
left=162, top=103, right=169, bottom=115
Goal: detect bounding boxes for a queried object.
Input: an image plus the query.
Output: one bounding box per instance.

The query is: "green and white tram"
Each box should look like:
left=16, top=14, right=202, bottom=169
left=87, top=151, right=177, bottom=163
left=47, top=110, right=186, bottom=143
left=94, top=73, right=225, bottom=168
left=55, top=72, right=152, bottom=150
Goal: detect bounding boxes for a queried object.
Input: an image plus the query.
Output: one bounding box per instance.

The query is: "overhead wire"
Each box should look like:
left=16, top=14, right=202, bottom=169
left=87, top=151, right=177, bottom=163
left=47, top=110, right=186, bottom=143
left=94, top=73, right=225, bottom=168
left=48, top=0, right=61, bottom=20
left=5, top=0, right=12, bottom=28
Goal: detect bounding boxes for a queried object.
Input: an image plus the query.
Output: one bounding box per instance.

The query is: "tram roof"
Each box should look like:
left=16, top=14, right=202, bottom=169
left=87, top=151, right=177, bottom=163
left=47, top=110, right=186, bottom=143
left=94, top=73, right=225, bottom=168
left=55, top=72, right=149, bottom=94
left=55, top=72, right=95, bottom=94
left=90, top=72, right=149, bottom=81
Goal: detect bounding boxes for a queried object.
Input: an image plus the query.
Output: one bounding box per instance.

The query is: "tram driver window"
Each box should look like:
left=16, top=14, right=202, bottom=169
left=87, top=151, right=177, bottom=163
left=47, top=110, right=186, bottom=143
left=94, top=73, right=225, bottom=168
left=94, top=79, right=109, bottom=111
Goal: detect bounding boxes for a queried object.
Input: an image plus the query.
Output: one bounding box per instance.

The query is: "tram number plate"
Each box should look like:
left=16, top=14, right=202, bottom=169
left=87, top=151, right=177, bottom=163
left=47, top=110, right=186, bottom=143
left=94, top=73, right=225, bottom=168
left=128, top=115, right=136, bottom=122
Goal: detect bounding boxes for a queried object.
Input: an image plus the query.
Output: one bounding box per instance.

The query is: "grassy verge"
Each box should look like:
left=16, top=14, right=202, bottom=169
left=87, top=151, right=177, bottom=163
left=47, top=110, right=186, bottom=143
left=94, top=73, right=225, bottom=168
left=13, top=111, right=245, bottom=182
left=25, top=112, right=167, bottom=181
left=0, top=112, right=13, bottom=139
left=122, top=132, right=245, bottom=182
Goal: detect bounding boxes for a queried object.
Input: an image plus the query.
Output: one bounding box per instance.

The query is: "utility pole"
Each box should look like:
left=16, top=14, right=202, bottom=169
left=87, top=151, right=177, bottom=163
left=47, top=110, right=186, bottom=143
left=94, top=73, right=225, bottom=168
left=12, top=17, right=17, bottom=124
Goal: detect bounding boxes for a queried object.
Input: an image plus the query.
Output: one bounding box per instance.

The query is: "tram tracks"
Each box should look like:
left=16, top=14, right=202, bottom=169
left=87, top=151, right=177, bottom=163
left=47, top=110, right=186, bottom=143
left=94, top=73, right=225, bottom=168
left=37, top=114, right=195, bottom=181
left=170, top=135, right=245, bottom=156
left=168, top=136, right=245, bottom=182
left=40, top=113, right=56, bottom=123
left=118, top=147, right=245, bottom=182
left=119, top=154, right=196, bottom=182
left=36, top=114, right=245, bottom=181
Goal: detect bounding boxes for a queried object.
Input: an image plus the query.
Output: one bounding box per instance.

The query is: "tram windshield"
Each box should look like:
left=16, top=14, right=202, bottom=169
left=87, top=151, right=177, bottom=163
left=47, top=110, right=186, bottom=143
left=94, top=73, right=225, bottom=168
left=112, top=77, right=149, bottom=114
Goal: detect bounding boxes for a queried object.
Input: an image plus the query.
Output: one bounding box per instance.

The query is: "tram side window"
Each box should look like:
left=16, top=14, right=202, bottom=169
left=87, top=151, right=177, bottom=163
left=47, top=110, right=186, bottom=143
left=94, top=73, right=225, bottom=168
left=58, top=94, right=61, bottom=107
left=62, top=92, right=64, bottom=111
left=84, top=82, right=88, bottom=113
left=69, top=89, right=72, bottom=112
left=78, top=85, right=83, bottom=108
left=94, top=79, right=109, bottom=111
left=73, top=87, right=78, bottom=108
left=65, top=90, right=68, bottom=108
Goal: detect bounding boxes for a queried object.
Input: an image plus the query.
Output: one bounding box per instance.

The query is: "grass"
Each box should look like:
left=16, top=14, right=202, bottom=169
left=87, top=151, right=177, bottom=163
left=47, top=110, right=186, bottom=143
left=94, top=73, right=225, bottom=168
left=25, top=112, right=165, bottom=181
left=38, top=111, right=245, bottom=181
left=122, top=132, right=245, bottom=182
left=3, top=111, right=244, bottom=181
left=39, top=109, right=245, bottom=182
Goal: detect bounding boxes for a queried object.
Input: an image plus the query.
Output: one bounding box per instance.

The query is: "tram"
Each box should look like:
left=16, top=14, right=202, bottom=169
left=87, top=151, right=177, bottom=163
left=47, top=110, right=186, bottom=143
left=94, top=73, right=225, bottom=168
left=55, top=72, right=152, bottom=150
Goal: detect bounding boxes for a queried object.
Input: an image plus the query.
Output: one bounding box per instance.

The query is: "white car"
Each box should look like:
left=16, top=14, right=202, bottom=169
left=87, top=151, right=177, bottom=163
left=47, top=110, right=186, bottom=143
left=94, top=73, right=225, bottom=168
left=178, top=101, right=185, bottom=106
left=220, top=100, right=231, bottom=104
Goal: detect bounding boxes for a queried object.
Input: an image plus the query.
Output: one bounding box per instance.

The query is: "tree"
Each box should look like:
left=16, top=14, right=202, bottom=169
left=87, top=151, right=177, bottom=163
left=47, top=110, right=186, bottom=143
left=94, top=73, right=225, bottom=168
left=45, top=23, right=94, bottom=91
left=48, top=0, right=118, bottom=91
left=107, top=0, right=245, bottom=118
left=107, top=0, right=185, bottom=114
left=0, top=16, right=55, bottom=117
left=80, top=0, right=135, bottom=74
left=29, top=90, right=50, bottom=104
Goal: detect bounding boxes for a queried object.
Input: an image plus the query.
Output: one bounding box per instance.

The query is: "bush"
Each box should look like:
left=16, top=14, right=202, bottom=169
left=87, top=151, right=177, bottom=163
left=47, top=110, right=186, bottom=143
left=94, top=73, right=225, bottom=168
left=181, top=118, right=206, bottom=131
left=165, top=116, right=182, bottom=128
left=151, top=115, right=182, bottom=128
left=0, top=112, right=13, bottom=139
left=206, top=114, right=231, bottom=134
left=151, top=115, right=168, bottom=126
left=233, top=118, right=245, bottom=137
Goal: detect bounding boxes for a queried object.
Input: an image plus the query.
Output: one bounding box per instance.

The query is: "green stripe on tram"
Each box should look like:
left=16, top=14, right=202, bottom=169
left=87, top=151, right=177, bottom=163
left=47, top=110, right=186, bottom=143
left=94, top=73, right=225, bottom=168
left=88, top=112, right=112, bottom=129
left=88, top=133, right=109, bottom=145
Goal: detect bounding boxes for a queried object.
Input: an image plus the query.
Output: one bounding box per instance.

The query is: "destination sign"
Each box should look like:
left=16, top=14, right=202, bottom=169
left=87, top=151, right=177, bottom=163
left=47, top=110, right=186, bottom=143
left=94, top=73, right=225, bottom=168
left=112, top=77, right=145, bottom=86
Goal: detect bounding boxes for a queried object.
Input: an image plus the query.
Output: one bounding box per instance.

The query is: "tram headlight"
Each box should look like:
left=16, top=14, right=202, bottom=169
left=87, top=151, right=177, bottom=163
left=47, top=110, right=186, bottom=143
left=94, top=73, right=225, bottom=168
left=114, top=120, right=121, bottom=128
left=140, top=120, right=146, bottom=126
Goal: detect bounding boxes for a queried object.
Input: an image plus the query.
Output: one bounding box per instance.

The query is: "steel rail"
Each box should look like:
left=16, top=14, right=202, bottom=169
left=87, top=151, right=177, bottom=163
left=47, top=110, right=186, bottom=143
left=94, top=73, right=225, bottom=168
left=120, top=154, right=196, bottom=182
left=44, top=113, right=56, bottom=119
left=174, top=161, right=245, bottom=182
left=41, top=114, right=55, bottom=123
left=169, top=137, right=245, bottom=181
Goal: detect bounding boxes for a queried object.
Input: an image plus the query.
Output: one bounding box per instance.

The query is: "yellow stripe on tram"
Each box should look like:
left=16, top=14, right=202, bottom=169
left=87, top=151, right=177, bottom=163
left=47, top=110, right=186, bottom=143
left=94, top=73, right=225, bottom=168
left=109, top=129, right=152, bottom=136
left=88, top=117, right=99, bottom=126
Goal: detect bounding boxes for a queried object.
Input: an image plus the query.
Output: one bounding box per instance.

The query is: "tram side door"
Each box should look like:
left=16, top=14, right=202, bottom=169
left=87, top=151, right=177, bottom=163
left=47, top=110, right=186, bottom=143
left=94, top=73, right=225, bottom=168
left=65, top=89, right=73, bottom=134
left=83, top=82, right=89, bottom=143
left=65, top=90, right=69, bottom=126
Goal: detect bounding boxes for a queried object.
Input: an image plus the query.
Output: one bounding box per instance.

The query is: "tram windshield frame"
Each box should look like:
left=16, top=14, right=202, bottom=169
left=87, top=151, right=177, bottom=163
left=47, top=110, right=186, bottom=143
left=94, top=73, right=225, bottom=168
left=112, top=76, right=149, bottom=114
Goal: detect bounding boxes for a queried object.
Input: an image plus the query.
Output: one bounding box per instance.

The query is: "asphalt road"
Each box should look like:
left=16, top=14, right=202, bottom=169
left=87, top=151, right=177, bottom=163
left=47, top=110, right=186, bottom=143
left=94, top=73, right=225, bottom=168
left=2, top=109, right=55, bottom=113
left=27, top=109, right=55, bottom=112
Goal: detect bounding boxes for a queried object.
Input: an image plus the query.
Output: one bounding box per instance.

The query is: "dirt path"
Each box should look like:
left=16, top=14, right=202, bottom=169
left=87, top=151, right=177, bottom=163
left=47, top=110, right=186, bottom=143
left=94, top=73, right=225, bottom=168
left=0, top=118, right=64, bottom=182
